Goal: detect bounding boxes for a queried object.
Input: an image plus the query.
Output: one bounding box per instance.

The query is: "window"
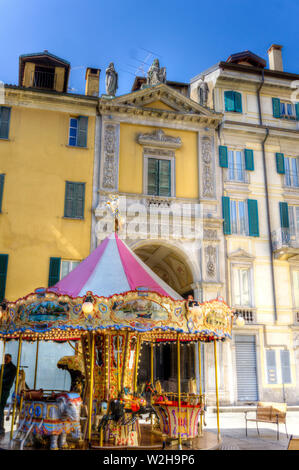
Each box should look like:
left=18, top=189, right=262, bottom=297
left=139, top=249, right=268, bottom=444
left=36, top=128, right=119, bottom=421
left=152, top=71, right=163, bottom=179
left=284, top=156, right=299, bottom=187
left=280, top=350, right=291, bottom=384
left=48, top=257, right=80, bottom=287
left=0, top=107, right=11, bottom=139
left=64, top=182, right=85, bottom=219
left=60, top=260, right=80, bottom=280
left=230, top=200, right=249, bottom=235
left=266, top=349, right=292, bottom=385
left=232, top=266, right=251, bottom=307
left=146, top=157, right=172, bottom=197
left=228, top=150, right=246, bottom=182
left=224, top=91, right=242, bottom=113
left=222, top=197, right=259, bottom=237
left=288, top=205, right=299, bottom=237
left=272, top=97, right=299, bottom=120
left=68, top=116, right=88, bottom=147
left=0, top=174, right=4, bottom=212
left=280, top=101, right=296, bottom=120
left=34, top=66, right=55, bottom=89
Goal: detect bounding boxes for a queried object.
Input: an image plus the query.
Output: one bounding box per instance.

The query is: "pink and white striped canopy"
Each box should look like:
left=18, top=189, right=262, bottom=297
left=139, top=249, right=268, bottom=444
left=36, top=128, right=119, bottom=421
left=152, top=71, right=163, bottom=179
left=49, top=233, right=182, bottom=300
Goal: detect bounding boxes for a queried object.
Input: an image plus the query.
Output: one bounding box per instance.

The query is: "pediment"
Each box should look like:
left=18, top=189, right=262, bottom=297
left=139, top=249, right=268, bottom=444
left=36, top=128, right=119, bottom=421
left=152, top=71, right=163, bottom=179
left=228, top=248, right=255, bottom=261
left=99, top=83, right=222, bottom=125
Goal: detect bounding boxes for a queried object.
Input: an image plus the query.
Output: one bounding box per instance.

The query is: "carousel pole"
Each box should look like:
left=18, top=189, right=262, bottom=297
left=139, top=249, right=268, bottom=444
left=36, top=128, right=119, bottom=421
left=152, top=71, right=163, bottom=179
left=33, top=338, right=39, bottom=389
left=10, top=334, right=22, bottom=443
left=134, top=334, right=140, bottom=393
left=87, top=331, right=95, bottom=445
left=0, top=339, right=6, bottom=400
left=214, top=339, right=221, bottom=441
left=150, top=342, right=154, bottom=428
left=177, top=333, right=182, bottom=450
left=117, top=334, right=121, bottom=394
left=198, top=341, right=203, bottom=436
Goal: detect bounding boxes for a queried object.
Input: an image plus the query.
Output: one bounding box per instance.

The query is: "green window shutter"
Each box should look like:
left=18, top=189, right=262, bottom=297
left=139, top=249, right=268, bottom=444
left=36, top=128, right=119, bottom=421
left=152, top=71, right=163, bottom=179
left=147, top=158, right=159, bottom=195
left=280, top=350, right=291, bottom=384
left=0, top=107, right=11, bottom=139
left=77, top=116, right=88, bottom=147
left=279, top=202, right=289, bottom=229
left=219, top=145, right=228, bottom=168
left=234, top=92, right=242, bottom=113
left=248, top=199, right=259, bottom=237
left=276, top=153, right=285, bottom=174
left=266, top=350, right=277, bottom=384
left=244, top=149, right=254, bottom=171
left=48, top=257, right=61, bottom=287
left=0, top=254, right=8, bottom=302
left=272, top=98, right=281, bottom=118
left=295, top=103, right=299, bottom=121
left=74, top=182, right=85, bottom=218
left=158, top=159, right=171, bottom=197
left=0, top=174, right=4, bottom=212
left=222, top=196, right=231, bottom=235
left=224, top=91, right=235, bottom=112
left=64, top=182, right=85, bottom=218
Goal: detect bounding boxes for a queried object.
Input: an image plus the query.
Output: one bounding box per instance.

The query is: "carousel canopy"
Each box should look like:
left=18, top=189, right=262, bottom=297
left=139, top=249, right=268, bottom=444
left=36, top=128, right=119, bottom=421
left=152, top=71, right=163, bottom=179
left=49, top=233, right=182, bottom=300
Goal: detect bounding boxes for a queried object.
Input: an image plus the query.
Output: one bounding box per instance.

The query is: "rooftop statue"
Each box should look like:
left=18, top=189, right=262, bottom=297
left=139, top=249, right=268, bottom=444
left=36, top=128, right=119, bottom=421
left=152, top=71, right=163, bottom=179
left=146, top=58, right=166, bottom=86
left=105, top=62, right=118, bottom=96
left=198, top=78, right=209, bottom=107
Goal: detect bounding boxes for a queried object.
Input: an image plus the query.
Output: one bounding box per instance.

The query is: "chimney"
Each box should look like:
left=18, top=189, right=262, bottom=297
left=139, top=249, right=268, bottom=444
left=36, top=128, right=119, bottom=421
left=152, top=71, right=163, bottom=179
left=267, top=44, right=283, bottom=72
left=85, top=68, right=101, bottom=96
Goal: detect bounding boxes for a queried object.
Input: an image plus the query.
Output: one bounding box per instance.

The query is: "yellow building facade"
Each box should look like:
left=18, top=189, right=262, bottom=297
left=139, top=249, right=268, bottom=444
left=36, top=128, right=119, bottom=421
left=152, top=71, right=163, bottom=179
left=0, top=52, right=98, bottom=301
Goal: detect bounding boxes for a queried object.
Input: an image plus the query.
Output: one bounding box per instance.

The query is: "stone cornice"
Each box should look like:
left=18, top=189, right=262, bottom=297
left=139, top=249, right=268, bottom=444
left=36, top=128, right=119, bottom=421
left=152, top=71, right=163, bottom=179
left=4, top=86, right=98, bottom=114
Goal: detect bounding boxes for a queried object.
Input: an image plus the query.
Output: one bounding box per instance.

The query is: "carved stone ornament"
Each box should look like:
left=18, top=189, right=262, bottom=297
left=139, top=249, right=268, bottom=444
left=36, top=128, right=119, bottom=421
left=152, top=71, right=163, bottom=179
left=102, top=124, right=118, bottom=190
left=205, top=245, right=217, bottom=279
left=137, top=129, right=182, bottom=149
left=201, top=137, right=215, bottom=199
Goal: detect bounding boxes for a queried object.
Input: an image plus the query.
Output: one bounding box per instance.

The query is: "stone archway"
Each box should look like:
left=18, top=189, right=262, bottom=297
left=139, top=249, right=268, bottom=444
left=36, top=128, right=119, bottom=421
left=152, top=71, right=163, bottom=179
left=130, top=240, right=198, bottom=392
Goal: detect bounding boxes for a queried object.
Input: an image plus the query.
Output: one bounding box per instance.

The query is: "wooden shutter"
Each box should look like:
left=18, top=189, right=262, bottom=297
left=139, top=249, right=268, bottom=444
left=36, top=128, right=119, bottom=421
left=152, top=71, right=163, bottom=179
left=272, top=98, right=281, bottom=118
left=276, top=153, right=285, bottom=174
left=48, top=257, right=61, bottom=287
left=158, top=160, right=171, bottom=197
left=77, top=116, right=88, bottom=147
left=74, top=183, right=85, bottom=218
left=280, top=350, right=291, bottom=384
left=0, top=174, right=4, bottom=212
left=147, top=158, right=159, bottom=195
left=248, top=199, right=259, bottom=237
left=266, top=349, right=277, bottom=384
left=222, top=196, right=231, bottom=235
left=234, top=92, right=242, bottom=113
left=244, top=149, right=254, bottom=171
left=296, top=103, right=299, bottom=121
left=64, top=182, right=85, bottom=218
left=0, top=254, right=8, bottom=301
left=0, top=107, right=11, bottom=139
left=224, top=91, right=235, bottom=112
left=279, top=202, right=289, bottom=228
left=219, top=146, right=228, bottom=168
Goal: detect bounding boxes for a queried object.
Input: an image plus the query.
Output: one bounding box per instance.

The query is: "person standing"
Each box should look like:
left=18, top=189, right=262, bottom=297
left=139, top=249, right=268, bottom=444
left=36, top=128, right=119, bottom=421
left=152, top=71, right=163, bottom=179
left=0, top=354, right=17, bottom=437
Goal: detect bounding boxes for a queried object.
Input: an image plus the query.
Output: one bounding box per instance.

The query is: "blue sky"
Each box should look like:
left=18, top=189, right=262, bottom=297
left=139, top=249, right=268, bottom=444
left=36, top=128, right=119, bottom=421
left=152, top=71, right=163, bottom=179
left=0, top=0, right=298, bottom=96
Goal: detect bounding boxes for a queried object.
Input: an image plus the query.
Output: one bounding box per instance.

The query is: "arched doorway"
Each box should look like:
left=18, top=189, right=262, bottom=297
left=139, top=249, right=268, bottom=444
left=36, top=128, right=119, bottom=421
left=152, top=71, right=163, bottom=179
left=132, top=241, right=202, bottom=393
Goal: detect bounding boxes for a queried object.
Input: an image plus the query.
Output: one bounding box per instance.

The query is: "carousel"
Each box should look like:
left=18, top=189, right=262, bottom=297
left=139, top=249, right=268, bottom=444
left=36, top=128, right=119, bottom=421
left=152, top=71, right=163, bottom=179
left=0, top=228, right=233, bottom=451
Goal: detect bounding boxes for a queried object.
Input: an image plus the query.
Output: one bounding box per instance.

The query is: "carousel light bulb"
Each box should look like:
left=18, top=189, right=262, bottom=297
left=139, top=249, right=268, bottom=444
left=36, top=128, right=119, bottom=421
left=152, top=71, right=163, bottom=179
left=82, top=302, right=94, bottom=314
left=236, top=315, right=245, bottom=327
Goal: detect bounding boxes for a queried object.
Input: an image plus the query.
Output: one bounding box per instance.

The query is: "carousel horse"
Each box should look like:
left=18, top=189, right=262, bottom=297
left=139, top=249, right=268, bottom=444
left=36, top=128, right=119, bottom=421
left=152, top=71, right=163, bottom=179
left=6, top=369, right=29, bottom=424
left=13, top=391, right=82, bottom=450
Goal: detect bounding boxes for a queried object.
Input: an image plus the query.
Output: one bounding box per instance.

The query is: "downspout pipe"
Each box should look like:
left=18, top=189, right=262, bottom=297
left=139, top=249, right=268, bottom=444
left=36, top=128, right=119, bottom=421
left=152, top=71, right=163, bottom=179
left=257, top=70, right=278, bottom=325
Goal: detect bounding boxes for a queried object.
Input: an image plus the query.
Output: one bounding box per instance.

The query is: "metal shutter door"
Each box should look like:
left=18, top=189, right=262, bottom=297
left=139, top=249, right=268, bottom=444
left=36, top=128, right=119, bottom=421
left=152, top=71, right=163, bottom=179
left=235, top=335, right=258, bottom=401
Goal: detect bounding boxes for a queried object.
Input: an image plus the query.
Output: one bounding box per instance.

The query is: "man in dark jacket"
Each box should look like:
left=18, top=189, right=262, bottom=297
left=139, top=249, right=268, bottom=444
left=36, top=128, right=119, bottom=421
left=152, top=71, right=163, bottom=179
left=0, top=354, right=17, bottom=436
